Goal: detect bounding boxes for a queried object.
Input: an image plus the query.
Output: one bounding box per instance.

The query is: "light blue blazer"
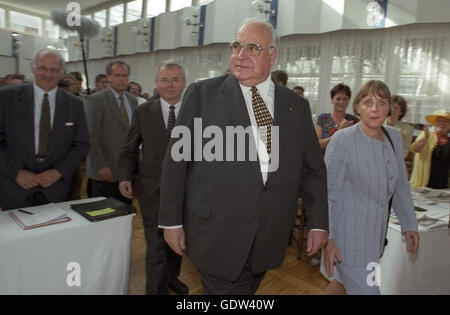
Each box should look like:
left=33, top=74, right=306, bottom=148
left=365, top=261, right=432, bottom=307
left=325, top=124, right=418, bottom=267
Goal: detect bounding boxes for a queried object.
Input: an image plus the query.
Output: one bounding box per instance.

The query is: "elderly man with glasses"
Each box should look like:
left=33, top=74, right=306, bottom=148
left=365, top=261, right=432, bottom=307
left=158, top=19, right=328, bottom=295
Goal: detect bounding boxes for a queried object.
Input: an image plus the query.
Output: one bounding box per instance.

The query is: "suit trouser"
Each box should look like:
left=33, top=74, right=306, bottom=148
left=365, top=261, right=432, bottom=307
left=198, top=243, right=267, bottom=295
left=143, top=223, right=182, bottom=295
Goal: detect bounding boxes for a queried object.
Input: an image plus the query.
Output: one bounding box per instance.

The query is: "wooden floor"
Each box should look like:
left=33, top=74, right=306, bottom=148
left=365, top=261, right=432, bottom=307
left=127, top=203, right=329, bottom=295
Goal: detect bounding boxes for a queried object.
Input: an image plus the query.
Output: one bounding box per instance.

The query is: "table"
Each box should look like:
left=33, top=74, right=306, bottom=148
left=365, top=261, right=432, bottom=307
left=320, top=189, right=450, bottom=294
left=0, top=198, right=134, bottom=295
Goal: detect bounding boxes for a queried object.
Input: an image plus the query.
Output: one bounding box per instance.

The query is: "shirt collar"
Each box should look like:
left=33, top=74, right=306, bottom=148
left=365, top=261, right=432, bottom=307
left=239, top=75, right=273, bottom=97
left=33, top=82, right=58, bottom=100
left=160, top=97, right=182, bottom=110
left=110, top=87, right=125, bottom=101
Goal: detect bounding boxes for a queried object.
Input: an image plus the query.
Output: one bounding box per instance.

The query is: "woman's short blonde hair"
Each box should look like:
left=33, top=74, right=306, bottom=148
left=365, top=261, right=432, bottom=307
left=352, top=80, right=392, bottom=116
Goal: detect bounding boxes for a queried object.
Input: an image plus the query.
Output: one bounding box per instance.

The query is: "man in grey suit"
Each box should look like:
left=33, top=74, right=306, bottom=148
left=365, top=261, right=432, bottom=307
left=118, top=61, right=189, bottom=295
left=86, top=61, right=137, bottom=204
left=0, top=49, right=89, bottom=210
left=159, top=19, right=329, bottom=294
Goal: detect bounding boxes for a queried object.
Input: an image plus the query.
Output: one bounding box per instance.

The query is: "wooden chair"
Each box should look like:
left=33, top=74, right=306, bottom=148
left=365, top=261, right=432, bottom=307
left=291, top=199, right=307, bottom=260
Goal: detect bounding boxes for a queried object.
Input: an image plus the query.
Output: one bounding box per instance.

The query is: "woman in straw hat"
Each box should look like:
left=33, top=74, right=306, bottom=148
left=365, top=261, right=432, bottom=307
left=410, top=109, right=450, bottom=189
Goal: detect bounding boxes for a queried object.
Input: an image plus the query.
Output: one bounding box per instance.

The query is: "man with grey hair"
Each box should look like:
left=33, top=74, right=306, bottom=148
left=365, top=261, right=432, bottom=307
left=85, top=60, right=137, bottom=204
left=118, top=60, right=188, bottom=295
left=0, top=49, right=89, bottom=209
left=158, top=19, right=329, bottom=294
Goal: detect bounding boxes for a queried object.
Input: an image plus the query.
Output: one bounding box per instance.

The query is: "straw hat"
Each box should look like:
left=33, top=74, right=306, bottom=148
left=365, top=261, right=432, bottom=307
left=425, top=109, right=450, bottom=126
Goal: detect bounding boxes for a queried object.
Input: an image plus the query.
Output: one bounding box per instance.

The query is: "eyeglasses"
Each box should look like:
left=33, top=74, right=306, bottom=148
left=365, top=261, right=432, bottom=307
left=229, top=41, right=275, bottom=57
left=157, top=78, right=184, bottom=84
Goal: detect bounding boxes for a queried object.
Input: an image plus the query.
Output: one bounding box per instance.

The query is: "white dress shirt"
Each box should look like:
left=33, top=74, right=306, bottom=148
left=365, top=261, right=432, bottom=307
left=34, top=83, right=57, bottom=155
left=238, top=75, right=275, bottom=184
left=160, top=98, right=182, bottom=128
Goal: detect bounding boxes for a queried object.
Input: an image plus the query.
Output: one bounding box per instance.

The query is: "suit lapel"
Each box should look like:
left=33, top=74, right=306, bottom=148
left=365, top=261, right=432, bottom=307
left=48, top=89, right=65, bottom=158
left=106, top=89, right=126, bottom=128
left=219, top=75, right=263, bottom=185
left=18, top=85, right=36, bottom=158
left=265, top=82, right=293, bottom=184
left=151, top=99, right=168, bottom=152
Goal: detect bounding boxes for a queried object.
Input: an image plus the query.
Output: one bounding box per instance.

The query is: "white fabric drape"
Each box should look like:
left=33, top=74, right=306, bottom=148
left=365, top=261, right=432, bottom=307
left=67, top=22, right=450, bottom=123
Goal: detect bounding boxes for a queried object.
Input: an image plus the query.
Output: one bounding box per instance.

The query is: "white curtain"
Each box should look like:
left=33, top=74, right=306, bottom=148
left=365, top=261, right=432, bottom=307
left=67, top=22, right=450, bottom=123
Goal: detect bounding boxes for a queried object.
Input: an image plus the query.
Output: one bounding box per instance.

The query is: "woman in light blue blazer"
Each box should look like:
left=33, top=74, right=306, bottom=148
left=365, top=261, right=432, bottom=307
left=324, top=80, right=419, bottom=295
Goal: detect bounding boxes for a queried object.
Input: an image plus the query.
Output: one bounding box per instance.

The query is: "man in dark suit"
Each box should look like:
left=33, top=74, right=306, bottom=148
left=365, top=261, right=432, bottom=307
left=0, top=49, right=89, bottom=210
left=85, top=61, right=137, bottom=204
left=118, top=61, right=188, bottom=295
left=159, top=19, right=329, bottom=294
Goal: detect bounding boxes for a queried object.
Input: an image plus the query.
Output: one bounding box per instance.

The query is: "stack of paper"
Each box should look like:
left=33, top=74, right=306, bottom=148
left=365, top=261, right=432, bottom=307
left=8, top=204, right=71, bottom=230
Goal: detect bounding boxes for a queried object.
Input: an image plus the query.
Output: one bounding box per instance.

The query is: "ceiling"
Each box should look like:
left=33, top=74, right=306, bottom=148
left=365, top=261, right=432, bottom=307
left=0, top=0, right=110, bottom=16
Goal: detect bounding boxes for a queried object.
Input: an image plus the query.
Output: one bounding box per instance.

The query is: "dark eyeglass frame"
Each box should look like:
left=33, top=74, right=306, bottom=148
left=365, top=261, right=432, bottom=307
left=229, top=41, right=275, bottom=56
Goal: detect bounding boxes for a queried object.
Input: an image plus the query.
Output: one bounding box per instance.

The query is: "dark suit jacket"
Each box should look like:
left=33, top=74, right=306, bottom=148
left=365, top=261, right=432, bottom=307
left=158, top=75, right=328, bottom=281
left=85, top=88, right=137, bottom=182
left=0, top=84, right=90, bottom=210
left=118, top=99, right=168, bottom=224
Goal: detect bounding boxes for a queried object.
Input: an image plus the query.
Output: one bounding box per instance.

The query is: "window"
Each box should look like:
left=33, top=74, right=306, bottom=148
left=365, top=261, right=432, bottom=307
left=0, top=8, right=5, bottom=28
left=126, top=0, right=143, bottom=22
left=45, top=20, right=59, bottom=39
left=9, top=11, right=42, bottom=36
left=170, top=0, right=192, bottom=11
left=109, top=4, right=125, bottom=26
left=198, top=0, right=214, bottom=5
left=94, top=10, right=107, bottom=27
left=147, top=0, right=166, bottom=17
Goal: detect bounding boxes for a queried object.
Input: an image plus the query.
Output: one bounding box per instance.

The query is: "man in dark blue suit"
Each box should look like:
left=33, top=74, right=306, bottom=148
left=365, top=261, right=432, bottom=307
left=0, top=49, right=89, bottom=210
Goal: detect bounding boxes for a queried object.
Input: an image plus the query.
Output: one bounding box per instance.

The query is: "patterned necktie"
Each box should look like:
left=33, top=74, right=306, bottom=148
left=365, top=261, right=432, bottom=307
left=167, top=105, right=176, bottom=141
left=251, top=87, right=274, bottom=154
left=37, top=93, right=51, bottom=159
left=119, top=95, right=130, bottom=136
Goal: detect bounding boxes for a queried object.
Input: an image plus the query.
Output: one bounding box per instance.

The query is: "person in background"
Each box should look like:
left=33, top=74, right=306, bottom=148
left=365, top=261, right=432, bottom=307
left=315, top=83, right=358, bottom=152
left=127, top=81, right=148, bottom=105
left=57, top=74, right=78, bottom=94
left=271, top=69, right=288, bottom=86
left=0, top=49, right=89, bottom=210
left=385, top=95, right=413, bottom=159
left=148, top=88, right=160, bottom=102
left=85, top=61, right=137, bottom=204
left=93, top=74, right=109, bottom=93
left=293, top=86, right=305, bottom=97
left=5, top=73, right=25, bottom=85
left=410, top=110, right=450, bottom=189
left=324, top=80, right=419, bottom=295
left=69, top=71, right=87, bottom=101
left=119, top=60, right=189, bottom=295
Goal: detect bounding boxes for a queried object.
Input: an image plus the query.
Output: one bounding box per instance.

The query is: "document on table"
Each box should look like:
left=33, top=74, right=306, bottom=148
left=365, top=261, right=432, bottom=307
left=8, top=204, right=71, bottom=230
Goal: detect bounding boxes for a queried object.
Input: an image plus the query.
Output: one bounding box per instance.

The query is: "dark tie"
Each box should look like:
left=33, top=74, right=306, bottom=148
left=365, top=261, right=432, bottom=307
left=167, top=105, right=176, bottom=141
left=119, top=95, right=130, bottom=136
left=250, top=87, right=273, bottom=154
left=37, top=93, right=51, bottom=159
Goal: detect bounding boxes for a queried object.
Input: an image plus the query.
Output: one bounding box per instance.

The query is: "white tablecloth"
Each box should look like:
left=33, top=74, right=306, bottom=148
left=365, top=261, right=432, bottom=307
left=320, top=189, right=450, bottom=294
left=0, top=198, right=134, bottom=295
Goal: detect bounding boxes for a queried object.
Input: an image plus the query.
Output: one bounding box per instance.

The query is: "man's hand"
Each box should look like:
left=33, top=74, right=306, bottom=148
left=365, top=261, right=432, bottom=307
left=306, top=230, right=329, bottom=256
left=16, top=169, right=39, bottom=190
left=164, top=228, right=186, bottom=256
left=37, top=169, right=62, bottom=188
left=118, top=181, right=133, bottom=199
left=98, top=166, right=113, bottom=182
